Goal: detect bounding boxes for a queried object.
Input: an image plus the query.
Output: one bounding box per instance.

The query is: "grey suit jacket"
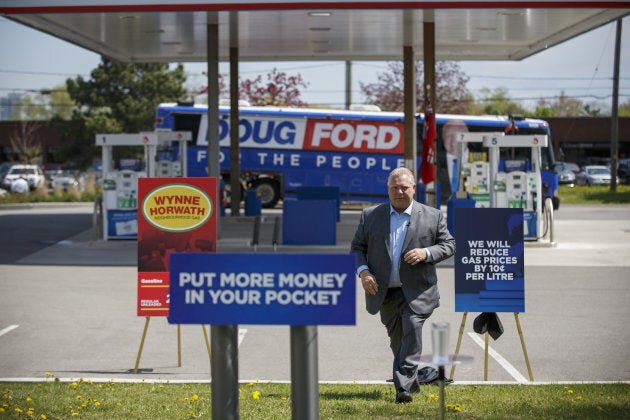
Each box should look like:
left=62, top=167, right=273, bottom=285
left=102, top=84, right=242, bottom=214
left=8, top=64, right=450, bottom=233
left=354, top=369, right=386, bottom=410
left=350, top=200, right=455, bottom=315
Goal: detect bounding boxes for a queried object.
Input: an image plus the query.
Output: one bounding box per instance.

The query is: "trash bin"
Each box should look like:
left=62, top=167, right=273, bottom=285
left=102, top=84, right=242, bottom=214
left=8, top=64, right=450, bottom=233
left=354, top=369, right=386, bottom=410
left=447, top=192, right=476, bottom=236
left=245, top=189, right=261, bottom=216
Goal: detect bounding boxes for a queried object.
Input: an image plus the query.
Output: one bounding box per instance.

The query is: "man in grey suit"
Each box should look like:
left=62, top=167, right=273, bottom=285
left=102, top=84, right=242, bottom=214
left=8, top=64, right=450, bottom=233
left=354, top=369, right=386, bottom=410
left=351, top=167, right=455, bottom=403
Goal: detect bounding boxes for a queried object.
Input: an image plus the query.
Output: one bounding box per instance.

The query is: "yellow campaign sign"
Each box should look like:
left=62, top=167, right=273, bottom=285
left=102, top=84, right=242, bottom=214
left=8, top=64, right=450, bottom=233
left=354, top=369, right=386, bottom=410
left=141, top=183, right=213, bottom=233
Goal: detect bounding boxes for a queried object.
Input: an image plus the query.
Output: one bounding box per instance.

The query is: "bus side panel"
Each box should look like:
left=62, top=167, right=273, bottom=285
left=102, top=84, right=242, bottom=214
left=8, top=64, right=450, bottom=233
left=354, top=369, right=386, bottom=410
left=185, top=145, right=402, bottom=202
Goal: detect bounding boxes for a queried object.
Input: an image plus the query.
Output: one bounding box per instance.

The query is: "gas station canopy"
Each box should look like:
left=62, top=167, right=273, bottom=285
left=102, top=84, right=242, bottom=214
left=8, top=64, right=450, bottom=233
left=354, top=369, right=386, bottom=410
left=2, top=1, right=629, bottom=63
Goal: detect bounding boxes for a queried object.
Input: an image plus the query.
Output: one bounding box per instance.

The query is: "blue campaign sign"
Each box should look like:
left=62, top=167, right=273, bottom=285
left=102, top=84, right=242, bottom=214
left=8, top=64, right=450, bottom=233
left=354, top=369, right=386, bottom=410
left=455, top=208, right=525, bottom=313
left=168, top=253, right=356, bottom=325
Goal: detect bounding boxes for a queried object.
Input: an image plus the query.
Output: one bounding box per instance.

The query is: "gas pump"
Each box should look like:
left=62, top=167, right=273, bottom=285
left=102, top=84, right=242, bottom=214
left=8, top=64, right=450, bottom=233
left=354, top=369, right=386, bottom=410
left=455, top=132, right=500, bottom=209
left=482, top=133, right=548, bottom=240
left=448, top=131, right=549, bottom=241
left=96, top=131, right=191, bottom=240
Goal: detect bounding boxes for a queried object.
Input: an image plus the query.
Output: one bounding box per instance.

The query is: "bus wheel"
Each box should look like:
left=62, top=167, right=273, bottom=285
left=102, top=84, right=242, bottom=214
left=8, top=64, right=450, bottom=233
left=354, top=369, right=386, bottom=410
left=253, top=179, right=280, bottom=208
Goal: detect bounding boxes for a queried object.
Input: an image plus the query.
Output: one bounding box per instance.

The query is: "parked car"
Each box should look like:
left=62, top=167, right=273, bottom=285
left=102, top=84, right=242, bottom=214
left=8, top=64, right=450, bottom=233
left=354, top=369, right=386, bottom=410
left=553, top=162, right=580, bottom=186
left=617, top=158, right=630, bottom=184
left=554, top=162, right=580, bottom=174
left=1, top=163, right=46, bottom=191
left=50, top=170, right=80, bottom=192
left=575, top=165, right=619, bottom=186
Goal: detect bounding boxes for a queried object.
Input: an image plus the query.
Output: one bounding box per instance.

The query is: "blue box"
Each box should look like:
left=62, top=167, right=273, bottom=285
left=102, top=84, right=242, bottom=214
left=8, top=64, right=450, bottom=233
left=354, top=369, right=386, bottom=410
left=447, top=192, right=476, bottom=237
left=283, top=200, right=337, bottom=245
left=245, top=189, right=261, bottom=216
left=297, top=186, right=340, bottom=221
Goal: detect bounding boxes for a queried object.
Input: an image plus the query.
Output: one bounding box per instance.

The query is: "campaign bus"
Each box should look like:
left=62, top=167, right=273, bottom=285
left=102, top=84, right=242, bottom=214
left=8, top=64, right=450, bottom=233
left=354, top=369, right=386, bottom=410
left=154, top=102, right=558, bottom=208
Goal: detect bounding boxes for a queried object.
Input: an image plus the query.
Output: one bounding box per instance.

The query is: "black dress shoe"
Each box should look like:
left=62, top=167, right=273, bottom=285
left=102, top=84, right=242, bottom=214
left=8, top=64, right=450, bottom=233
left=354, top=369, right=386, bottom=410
left=396, top=390, right=413, bottom=403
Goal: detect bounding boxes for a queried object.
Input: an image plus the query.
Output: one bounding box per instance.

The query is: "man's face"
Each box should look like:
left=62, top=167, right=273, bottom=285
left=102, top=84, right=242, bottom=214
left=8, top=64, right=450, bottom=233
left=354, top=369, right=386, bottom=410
left=388, top=174, right=416, bottom=212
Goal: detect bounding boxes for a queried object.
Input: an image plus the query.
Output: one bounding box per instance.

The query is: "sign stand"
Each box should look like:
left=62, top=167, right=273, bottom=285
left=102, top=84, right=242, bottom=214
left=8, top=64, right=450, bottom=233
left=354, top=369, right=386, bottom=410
left=133, top=318, right=211, bottom=374
left=449, top=312, right=534, bottom=381
left=133, top=177, right=217, bottom=374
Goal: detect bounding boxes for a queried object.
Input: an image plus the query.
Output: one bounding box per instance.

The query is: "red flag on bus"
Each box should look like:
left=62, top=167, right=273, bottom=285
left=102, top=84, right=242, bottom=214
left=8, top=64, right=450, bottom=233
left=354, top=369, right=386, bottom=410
left=421, top=97, right=436, bottom=185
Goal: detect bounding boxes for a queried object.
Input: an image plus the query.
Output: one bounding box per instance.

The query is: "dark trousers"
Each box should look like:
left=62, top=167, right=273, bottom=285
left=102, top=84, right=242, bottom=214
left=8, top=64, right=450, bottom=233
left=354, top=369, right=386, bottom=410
left=379, top=287, right=432, bottom=393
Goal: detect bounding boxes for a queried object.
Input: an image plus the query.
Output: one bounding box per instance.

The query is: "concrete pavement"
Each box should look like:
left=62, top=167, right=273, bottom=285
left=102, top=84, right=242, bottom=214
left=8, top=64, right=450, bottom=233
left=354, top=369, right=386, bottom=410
left=0, top=203, right=629, bottom=384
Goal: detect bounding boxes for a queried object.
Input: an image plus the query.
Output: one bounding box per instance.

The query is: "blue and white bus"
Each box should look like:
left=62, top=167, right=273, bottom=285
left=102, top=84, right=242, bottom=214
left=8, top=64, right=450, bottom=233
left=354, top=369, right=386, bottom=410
left=155, top=102, right=558, bottom=208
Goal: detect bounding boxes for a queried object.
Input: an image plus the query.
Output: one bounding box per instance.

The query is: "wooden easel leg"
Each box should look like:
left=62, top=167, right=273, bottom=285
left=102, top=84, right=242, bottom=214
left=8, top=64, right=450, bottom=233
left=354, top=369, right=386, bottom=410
left=484, top=332, right=489, bottom=381
left=177, top=324, right=182, bottom=367
left=134, top=317, right=150, bottom=374
left=514, top=312, right=534, bottom=381
left=449, top=312, right=467, bottom=380
left=202, top=325, right=212, bottom=361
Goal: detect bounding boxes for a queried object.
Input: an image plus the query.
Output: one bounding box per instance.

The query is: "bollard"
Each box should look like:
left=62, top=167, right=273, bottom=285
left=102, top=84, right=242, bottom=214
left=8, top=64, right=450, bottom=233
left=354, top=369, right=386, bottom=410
left=252, top=216, right=261, bottom=252
left=272, top=216, right=281, bottom=252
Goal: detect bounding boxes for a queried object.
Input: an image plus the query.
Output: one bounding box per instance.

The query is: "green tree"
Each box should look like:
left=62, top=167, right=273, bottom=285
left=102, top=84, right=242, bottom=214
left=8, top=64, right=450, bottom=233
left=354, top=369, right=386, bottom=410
left=54, top=58, right=187, bottom=169
left=619, top=98, right=630, bottom=117
left=535, top=91, right=607, bottom=117
left=11, top=86, right=75, bottom=121
left=472, top=87, right=526, bottom=116
left=359, top=61, right=473, bottom=114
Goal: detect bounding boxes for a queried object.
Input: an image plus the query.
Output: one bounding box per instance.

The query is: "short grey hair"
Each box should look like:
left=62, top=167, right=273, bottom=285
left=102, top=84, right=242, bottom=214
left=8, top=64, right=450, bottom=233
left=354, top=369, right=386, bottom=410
left=387, top=167, right=415, bottom=186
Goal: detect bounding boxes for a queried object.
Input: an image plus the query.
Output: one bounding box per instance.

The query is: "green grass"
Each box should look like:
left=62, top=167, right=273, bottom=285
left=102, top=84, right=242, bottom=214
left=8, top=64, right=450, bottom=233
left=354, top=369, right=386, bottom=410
left=558, top=184, right=630, bottom=205
left=0, top=188, right=100, bottom=205
left=1, top=380, right=628, bottom=419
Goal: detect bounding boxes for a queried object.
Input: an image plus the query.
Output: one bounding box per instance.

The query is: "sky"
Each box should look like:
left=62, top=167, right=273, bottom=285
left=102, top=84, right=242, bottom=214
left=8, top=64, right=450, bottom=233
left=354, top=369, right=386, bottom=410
left=1, top=15, right=629, bottom=113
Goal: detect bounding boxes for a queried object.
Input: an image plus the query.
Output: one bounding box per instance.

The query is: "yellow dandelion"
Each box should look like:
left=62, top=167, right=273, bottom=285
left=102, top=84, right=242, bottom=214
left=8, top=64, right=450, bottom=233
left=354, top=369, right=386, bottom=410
left=577, top=395, right=582, bottom=400
left=27, top=409, right=34, bottom=416
left=252, top=391, right=261, bottom=400
left=26, top=397, right=33, bottom=403
left=45, top=372, right=54, bottom=377
left=281, top=397, right=287, bottom=401
left=71, top=412, right=78, bottom=417
left=191, top=394, right=199, bottom=402
left=187, top=409, right=196, bottom=418
left=567, top=389, right=574, bottom=394
left=94, top=400, right=101, bottom=407
left=0, top=408, right=5, bottom=413
left=15, top=407, right=23, bottom=414
left=246, top=382, right=254, bottom=387
left=76, top=395, right=82, bottom=400
left=40, top=415, right=47, bottom=419
left=70, top=382, right=78, bottom=389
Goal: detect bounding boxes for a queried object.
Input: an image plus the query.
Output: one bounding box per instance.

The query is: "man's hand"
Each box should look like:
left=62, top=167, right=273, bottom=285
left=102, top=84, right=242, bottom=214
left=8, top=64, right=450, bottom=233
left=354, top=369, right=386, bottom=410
left=403, top=248, right=428, bottom=265
left=359, top=270, right=378, bottom=295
